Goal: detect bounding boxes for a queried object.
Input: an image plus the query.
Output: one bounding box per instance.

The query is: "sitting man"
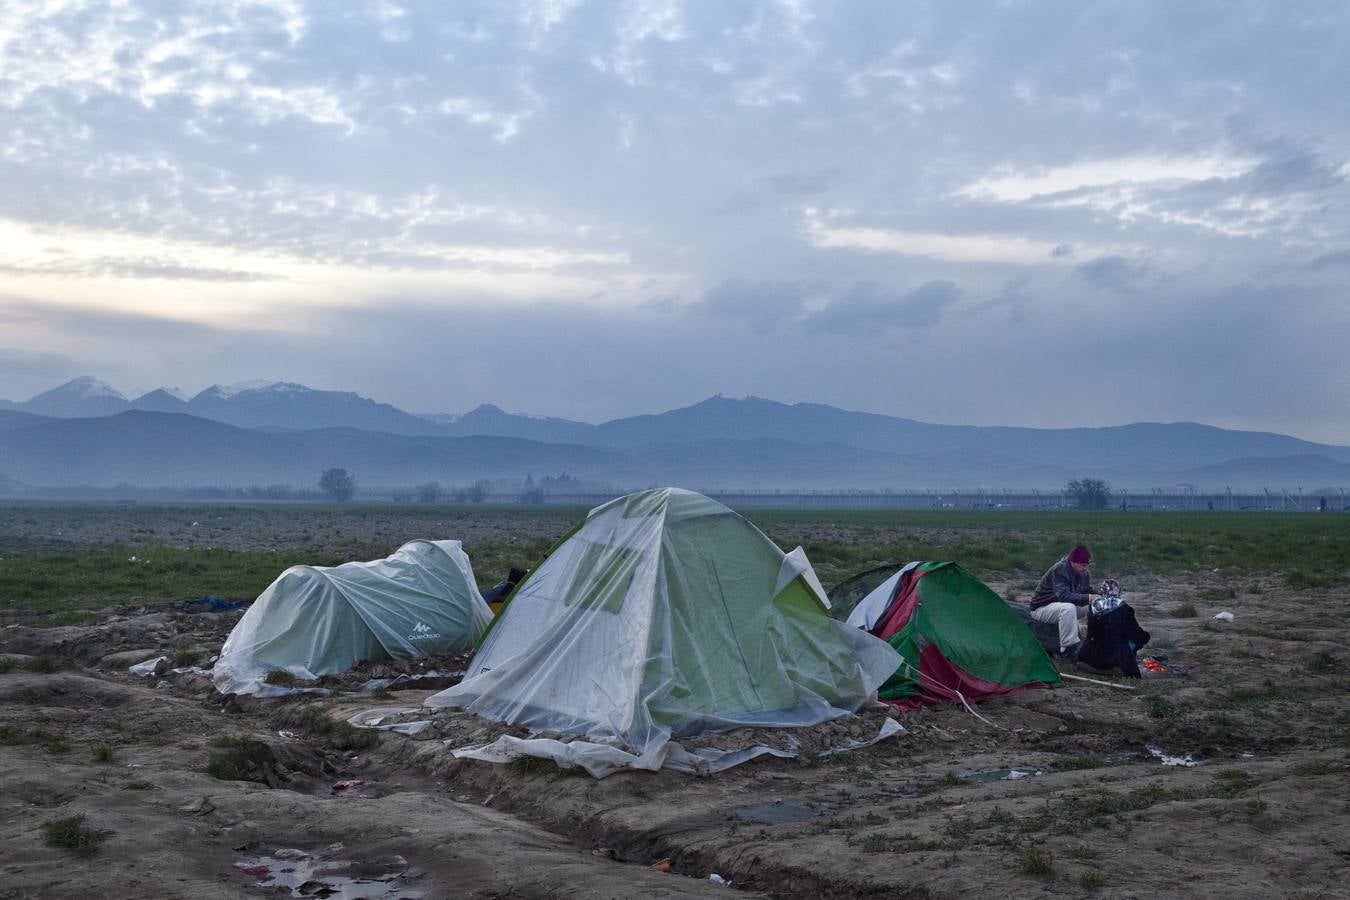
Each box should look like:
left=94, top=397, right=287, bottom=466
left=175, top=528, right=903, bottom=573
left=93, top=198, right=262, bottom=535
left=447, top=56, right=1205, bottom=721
left=1029, top=544, right=1101, bottom=660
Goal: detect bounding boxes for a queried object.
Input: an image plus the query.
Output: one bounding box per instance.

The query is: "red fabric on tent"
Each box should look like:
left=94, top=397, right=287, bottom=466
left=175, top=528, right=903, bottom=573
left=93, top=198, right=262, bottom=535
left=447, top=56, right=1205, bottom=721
left=886, top=643, right=1049, bottom=710
left=874, top=568, right=925, bottom=640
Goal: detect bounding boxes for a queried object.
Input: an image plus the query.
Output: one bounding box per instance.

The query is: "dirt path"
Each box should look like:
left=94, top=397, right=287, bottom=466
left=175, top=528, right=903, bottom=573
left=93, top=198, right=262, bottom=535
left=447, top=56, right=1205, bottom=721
left=2, top=575, right=1347, bottom=898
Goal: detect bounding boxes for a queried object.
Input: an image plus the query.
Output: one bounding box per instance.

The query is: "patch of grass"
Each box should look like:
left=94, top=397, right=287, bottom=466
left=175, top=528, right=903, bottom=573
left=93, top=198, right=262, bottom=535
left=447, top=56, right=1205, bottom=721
left=1246, top=582, right=1264, bottom=594
left=171, top=647, right=200, bottom=668
left=90, top=742, right=114, bottom=763
left=0, top=533, right=353, bottom=624
left=1065, top=846, right=1100, bottom=860
left=1292, top=760, right=1350, bottom=777
left=40, top=610, right=99, bottom=627
left=1221, top=680, right=1284, bottom=707
left=25, top=654, right=66, bottom=673
left=40, top=733, right=70, bottom=754
left=122, top=781, right=157, bottom=791
left=263, top=669, right=298, bottom=686
left=11, top=505, right=1350, bottom=624
left=209, top=733, right=253, bottom=749
left=1212, top=769, right=1258, bottom=795
left=293, top=706, right=378, bottom=751
left=808, top=812, right=889, bottom=834
left=368, top=686, right=394, bottom=701
left=1079, top=870, right=1106, bottom=890
left=942, top=814, right=978, bottom=841
left=43, top=815, right=108, bottom=856
left=860, top=833, right=889, bottom=853
left=1285, top=570, right=1340, bottom=590
left=0, top=656, right=11, bottom=673
left=1147, top=696, right=1183, bottom=719
left=983, top=806, right=1015, bottom=827
left=1198, top=587, right=1236, bottom=602
left=1167, top=602, right=1199, bottom=618
left=1306, top=651, right=1340, bottom=674
left=205, top=751, right=246, bottom=780
left=1200, top=620, right=1224, bottom=632
left=1017, top=848, right=1055, bottom=876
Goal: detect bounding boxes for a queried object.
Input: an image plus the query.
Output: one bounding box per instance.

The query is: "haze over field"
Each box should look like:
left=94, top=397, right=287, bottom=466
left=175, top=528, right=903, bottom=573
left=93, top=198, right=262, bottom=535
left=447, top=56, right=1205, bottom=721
left=2, top=376, right=1349, bottom=492
left=2, top=2, right=1348, bottom=449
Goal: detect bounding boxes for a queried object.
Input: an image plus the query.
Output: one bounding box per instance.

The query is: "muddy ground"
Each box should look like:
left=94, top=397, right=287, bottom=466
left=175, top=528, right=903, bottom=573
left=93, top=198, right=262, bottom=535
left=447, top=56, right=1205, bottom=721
left=2, top=577, right=1348, bottom=897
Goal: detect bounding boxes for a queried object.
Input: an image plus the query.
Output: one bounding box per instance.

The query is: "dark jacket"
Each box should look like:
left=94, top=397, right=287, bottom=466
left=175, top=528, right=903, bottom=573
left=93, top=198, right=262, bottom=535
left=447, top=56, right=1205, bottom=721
left=1030, top=557, right=1094, bottom=610
left=1079, top=603, right=1150, bottom=677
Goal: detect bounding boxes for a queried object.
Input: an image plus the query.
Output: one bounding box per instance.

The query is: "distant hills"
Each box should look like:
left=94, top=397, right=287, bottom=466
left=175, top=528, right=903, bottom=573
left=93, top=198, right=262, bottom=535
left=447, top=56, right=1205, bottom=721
left=0, top=411, right=620, bottom=487
left=1, top=377, right=1348, bottom=493
left=0, top=377, right=442, bottom=435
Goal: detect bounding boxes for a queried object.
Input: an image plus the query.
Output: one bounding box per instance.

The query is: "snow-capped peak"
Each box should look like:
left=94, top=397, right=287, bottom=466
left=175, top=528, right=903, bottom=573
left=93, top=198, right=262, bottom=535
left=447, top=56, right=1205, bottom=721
left=200, top=380, right=293, bottom=400
left=58, top=376, right=127, bottom=400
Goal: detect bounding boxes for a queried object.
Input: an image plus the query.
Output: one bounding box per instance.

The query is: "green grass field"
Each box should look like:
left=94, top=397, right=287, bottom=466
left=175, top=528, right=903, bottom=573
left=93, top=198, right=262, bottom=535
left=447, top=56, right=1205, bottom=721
left=2, top=503, right=1347, bottom=625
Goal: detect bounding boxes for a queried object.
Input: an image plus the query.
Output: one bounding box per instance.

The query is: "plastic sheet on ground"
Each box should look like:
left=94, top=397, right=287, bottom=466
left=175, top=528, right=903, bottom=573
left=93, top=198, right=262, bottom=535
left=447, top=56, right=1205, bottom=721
left=424, top=489, right=902, bottom=773
left=129, top=655, right=331, bottom=696
left=128, top=656, right=213, bottom=678
left=354, top=670, right=462, bottom=693
left=449, top=716, right=905, bottom=777
left=347, top=707, right=435, bottom=736
left=129, top=656, right=169, bottom=677
left=213, top=539, right=491, bottom=695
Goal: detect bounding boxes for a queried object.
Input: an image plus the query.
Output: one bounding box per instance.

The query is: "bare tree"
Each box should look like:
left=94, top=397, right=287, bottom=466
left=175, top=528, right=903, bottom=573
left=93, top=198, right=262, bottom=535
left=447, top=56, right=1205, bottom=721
left=416, top=481, right=443, bottom=504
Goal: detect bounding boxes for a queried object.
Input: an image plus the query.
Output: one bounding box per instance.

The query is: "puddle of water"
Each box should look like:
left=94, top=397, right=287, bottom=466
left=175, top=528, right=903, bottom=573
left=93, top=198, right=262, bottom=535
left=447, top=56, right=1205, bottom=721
left=1147, top=746, right=1201, bottom=767
left=955, top=767, right=1043, bottom=783
left=731, top=801, right=827, bottom=824
left=233, top=852, right=421, bottom=899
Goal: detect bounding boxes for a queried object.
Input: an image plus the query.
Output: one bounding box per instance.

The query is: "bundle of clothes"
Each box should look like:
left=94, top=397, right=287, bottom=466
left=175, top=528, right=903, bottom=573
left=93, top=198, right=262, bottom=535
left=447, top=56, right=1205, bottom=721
left=1077, top=578, right=1152, bottom=678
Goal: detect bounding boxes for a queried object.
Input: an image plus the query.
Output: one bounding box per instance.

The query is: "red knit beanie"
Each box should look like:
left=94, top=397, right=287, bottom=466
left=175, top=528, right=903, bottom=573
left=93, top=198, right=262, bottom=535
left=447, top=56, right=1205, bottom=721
left=1068, top=545, right=1092, bottom=565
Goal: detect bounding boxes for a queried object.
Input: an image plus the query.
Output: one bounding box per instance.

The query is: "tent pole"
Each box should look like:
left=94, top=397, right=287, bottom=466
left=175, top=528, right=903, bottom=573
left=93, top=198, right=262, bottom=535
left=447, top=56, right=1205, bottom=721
left=1059, top=672, right=1138, bottom=691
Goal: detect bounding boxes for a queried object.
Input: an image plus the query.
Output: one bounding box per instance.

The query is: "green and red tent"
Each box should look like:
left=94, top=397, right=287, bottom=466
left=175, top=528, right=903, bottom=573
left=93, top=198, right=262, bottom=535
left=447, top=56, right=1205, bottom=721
left=839, top=562, right=1061, bottom=709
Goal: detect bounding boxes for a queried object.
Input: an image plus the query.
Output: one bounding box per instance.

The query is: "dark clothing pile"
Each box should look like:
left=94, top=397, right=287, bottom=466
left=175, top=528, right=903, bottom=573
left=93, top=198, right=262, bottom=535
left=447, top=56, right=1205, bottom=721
left=481, top=567, right=527, bottom=605
left=1030, top=557, right=1095, bottom=610
left=1079, top=602, right=1150, bottom=678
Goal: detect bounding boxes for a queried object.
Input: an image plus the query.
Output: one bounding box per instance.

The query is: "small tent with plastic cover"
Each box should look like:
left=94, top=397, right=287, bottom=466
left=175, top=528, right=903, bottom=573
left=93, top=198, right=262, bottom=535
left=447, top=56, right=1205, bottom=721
left=424, top=488, right=900, bottom=772
left=838, top=562, right=1061, bottom=709
left=214, top=540, right=492, bottom=695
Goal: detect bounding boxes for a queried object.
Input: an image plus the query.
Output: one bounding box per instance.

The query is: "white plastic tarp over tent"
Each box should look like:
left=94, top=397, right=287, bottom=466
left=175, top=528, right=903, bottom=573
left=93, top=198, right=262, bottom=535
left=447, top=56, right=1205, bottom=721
left=424, top=488, right=900, bottom=774
left=214, top=539, right=492, bottom=695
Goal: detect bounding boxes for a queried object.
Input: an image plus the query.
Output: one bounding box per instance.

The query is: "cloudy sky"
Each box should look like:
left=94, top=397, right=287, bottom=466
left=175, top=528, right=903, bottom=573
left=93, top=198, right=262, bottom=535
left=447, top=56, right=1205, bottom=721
left=3, top=1, right=1349, bottom=440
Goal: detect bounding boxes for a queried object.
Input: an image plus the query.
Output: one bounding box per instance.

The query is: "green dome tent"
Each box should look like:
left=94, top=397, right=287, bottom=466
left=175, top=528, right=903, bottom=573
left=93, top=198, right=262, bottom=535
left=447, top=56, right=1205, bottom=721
left=214, top=539, right=492, bottom=695
left=841, top=562, right=1061, bottom=709
left=425, top=488, right=899, bottom=764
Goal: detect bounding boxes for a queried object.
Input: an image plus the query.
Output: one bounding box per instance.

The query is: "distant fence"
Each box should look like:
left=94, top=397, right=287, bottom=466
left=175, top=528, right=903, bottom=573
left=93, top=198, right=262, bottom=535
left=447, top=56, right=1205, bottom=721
left=462, top=489, right=1350, bottom=512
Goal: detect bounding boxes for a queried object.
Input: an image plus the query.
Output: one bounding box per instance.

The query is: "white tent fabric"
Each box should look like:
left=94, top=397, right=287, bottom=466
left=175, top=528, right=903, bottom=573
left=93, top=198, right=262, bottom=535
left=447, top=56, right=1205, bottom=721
left=424, top=488, right=900, bottom=774
left=845, top=562, right=923, bottom=632
left=214, top=539, right=492, bottom=695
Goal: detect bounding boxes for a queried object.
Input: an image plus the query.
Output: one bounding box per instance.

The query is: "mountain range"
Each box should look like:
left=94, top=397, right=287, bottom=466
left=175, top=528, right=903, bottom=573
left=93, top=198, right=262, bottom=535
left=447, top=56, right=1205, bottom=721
left=1, top=377, right=1348, bottom=493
